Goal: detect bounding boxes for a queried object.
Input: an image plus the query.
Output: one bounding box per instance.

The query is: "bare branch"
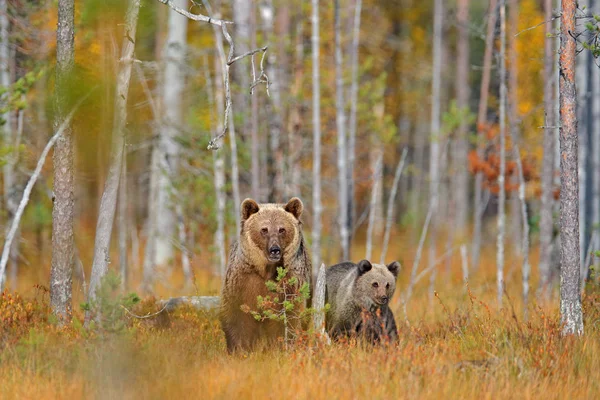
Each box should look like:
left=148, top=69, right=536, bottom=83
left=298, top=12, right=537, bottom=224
left=156, top=0, right=232, bottom=26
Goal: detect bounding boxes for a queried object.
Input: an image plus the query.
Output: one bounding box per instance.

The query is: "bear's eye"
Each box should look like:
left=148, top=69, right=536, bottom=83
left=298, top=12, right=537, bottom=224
left=372, top=282, right=379, bottom=288
left=261, top=227, right=268, bottom=235
left=279, top=228, right=286, bottom=234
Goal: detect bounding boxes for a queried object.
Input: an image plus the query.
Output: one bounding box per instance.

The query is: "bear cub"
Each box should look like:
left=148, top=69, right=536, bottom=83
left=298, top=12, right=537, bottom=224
left=220, top=197, right=311, bottom=352
left=325, top=259, right=400, bottom=343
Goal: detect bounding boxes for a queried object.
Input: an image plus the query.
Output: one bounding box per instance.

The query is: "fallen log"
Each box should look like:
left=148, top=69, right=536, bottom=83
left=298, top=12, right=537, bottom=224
left=159, top=296, right=220, bottom=312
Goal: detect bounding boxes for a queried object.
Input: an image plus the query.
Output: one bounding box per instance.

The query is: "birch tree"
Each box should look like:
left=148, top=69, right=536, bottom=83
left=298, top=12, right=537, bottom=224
left=496, top=0, right=507, bottom=309
left=428, top=0, right=443, bottom=292
left=311, top=0, right=322, bottom=275
left=334, top=0, right=349, bottom=261
left=558, top=0, right=583, bottom=336
left=473, top=0, right=498, bottom=270
left=539, top=0, right=556, bottom=297
left=50, top=0, right=75, bottom=320
left=87, top=0, right=141, bottom=307
left=153, top=0, right=188, bottom=268
left=454, top=0, right=470, bottom=235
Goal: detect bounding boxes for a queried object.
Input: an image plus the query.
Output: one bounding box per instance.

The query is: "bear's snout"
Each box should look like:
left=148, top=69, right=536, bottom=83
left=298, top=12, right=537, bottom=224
left=377, top=295, right=389, bottom=305
left=268, top=244, right=282, bottom=261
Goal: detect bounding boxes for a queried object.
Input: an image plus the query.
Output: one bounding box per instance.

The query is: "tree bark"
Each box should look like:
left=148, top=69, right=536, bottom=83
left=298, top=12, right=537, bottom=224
left=334, top=0, right=349, bottom=261
left=250, top=0, right=260, bottom=199
left=311, top=0, right=322, bottom=276
left=232, top=0, right=251, bottom=139
left=539, top=0, right=556, bottom=298
left=154, top=0, right=188, bottom=267
left=50, top=0, right=75, bottom=321
left=365, top=154, right=382, bottom=260
left=88, top=0, right=141, bottom=308
left=380, top=148, right=408, bottom=264
left=496, top=0, right=506, bottom=309
left=347, top=0, right=362, bottom=239
left=118, top=153, right=127, bottom=290
left=454, top=0, right=470, bottom=235
left=472, top=0, right=498, bottom=270
left=559, top=0, right=583, bottom=336
left=428, top=0, right=443, bottom=297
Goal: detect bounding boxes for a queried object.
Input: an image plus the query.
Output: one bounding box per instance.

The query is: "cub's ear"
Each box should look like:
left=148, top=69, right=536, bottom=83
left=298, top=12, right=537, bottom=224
left=357, top=260, right=372, bottom=275
left=241, top=198, right=260, bottom=221
left=284, top=197, right=303, bottom=220
left=387, top=261, right=401, bottom=278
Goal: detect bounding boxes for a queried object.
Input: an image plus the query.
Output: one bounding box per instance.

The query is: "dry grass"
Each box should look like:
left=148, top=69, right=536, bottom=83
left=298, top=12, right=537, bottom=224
left=2, top=236, right=600, bottom=399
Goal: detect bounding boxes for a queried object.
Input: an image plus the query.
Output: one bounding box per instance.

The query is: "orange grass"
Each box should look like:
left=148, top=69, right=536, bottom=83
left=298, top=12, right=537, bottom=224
left=2, top=229, right=600, bottom=399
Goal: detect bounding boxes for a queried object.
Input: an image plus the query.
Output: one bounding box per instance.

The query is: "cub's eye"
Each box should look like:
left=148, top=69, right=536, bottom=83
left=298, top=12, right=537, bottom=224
left=279, top=228, right=286, bottom=234
left=386, top=283, right=390, bottom=289
left=261, top=228, right=268, bottom=234
left=372, top=282, right=379, bottom=288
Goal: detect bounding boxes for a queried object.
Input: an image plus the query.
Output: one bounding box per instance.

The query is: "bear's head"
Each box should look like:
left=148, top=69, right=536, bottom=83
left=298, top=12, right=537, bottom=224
left=240, top=197, right=304, bottom=264
left=355, top=260, right=400, bottom=310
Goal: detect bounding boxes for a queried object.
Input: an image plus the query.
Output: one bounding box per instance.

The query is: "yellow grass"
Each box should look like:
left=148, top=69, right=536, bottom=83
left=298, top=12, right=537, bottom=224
left=2, top=230, right=600, bottom=399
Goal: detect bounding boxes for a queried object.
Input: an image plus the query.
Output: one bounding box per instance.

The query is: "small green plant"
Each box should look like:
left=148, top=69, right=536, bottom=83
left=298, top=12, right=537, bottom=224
left=80, top=271, right=140, bottom=334
left=241, top=267, right=312, bottom=348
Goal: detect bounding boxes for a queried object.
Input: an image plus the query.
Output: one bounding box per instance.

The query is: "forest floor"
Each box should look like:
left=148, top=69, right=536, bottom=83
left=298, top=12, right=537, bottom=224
left=2, top=244, right=600, bottom=399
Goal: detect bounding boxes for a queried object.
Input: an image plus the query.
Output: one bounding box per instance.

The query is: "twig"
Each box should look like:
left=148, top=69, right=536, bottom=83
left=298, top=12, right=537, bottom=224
left=412, top=245, right=459, bottom=286
left=514, top=14, right=560, bottom=37
left=121, top=303, right=168, bottom=319
left=156, top=0, right=232, bottom=26
left=0, top=93, right=91, bottom=287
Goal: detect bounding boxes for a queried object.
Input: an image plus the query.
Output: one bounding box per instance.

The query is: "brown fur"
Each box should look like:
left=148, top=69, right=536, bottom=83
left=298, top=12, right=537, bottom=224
left=220, top=197, right=311, bottom=352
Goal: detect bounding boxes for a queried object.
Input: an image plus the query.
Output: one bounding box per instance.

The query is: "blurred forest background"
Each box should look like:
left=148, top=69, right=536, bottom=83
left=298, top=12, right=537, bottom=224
left=0, top=0, right=599, bottom=319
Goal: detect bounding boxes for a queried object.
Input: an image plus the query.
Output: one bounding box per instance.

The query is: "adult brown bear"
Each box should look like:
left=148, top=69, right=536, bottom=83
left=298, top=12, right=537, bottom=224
left=220, top=197, right=311, bottom=352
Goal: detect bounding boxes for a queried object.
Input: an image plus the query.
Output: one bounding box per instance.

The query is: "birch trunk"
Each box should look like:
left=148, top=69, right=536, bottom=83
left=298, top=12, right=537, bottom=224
left=154, top=0, right=188, bottom=267
left=334, top=0, right=349, bottom=261
left=454, top=0, right=470, bottom=235
left=473, top=0, right=498, bottom=270
left=50, top=0, right=75, bottom=320
left=428, top=0, right=443, bottom=297
left=539, top=0, right=557, bottom=297
left=380, top=148, right=408, bottom=264
left=497, top=1, right=507, bottom=309
left=311, top=0, right=322, bottom=276
left=1, top=0, right=13, bottom=219
left=88, top=0, right=141, bottom=307
left=365, top=154, right=382, bottom=260
left=347, top=0, right=362, bottom=237
left=591, top=8, right=600, bottom=278
left=250, top=1, right=260, bottom=199
left=514, top=145, right=530, bottom=318
left=232, top=0, right=251, bottom=139
left=558, top=0, right=583, bottom=336
left=118, top=153, right=127, bottom=290
left=260, top=0, right=284, bottom=202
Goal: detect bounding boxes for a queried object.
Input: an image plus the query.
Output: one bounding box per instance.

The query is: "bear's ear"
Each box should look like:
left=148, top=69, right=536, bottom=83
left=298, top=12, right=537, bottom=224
left=387, top=261, right=400, bottom=278
left=284, top=197, right=303, bottom=220
left=241, top=198, right=260, bottom=221
left=357, top=260, right=372, bottom=275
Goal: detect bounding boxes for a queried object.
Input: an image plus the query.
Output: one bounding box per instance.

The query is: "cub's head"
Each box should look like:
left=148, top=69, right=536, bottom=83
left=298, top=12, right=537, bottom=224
left=355, top=260, right=400, bottom=310
left=240, top=197, right=304, bottom=263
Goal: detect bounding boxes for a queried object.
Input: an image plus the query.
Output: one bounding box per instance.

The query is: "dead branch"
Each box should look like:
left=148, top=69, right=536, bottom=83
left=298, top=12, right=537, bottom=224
left=157, top=0, right=232, bottom=26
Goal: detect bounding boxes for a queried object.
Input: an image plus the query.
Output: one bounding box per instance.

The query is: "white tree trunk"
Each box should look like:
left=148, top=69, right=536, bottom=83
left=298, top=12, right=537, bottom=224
left=50, top=0, right=75, bottom=320
left=311, top=0, right=322, bottom=276
left=514, top=145, right=530, bottom=318
left=380, top=148, right=408, bottom=264
left=428, top=0, right=443, bottom=298
left=118, top=153, right=127, bottom=290
left=232, top=0, right=251, bottom=139
left=496, top=1, right=507, bottom=309
left=591, top=33, right=600, bottom=275
left=154, top=0, right=188, bottom=267
left=335, top=0, right=349, bottom=261
left=365, top=154, right=383, bottom=260
left=250, top=1, right=260, bottom=199
left=1, top=0, right=13, bottom=219
left=88, top=0, right=141, bottom=308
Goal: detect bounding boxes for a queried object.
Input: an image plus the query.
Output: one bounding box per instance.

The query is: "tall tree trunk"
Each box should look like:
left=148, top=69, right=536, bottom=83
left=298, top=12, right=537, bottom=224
left=50, top=0, right=75, bottom=320
left=334, top=0, right=349, bottom=261
left=365, top=154, right=382, bottom=260
left=559, top=0, right=583, bottom=336
left=428, top=0, right=443, bottom=296
left=250, top=0, right=260, bottom=199
left=497, top=0, right=507, bottom=309
left=118, top=154, right=127, bottom=290
left=539, top=0, right=556, bottom=297
left=454, top=0, right=470, bottom=236
left=311, top=0, right=322, bottom=276
left=347, top=0, right=362, bottom=239
left=154, top=0, right=188, bottom=268
left=232, top=0, right=251, bottom=140
left=260, top=0, right=285, bottom=202
left=472, top=0, right=498, bottom=270
left=591, top=0, right=600, bottom=278
left=87, top=0, right=141, bottom=308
